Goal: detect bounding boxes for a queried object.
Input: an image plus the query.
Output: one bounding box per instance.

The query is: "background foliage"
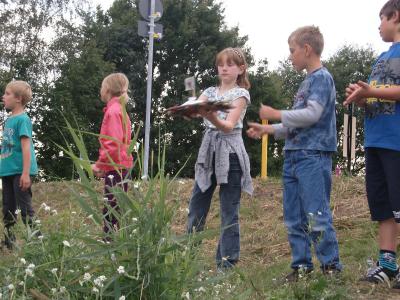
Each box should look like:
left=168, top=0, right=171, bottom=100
left=0, top=0, right=377, bottom=179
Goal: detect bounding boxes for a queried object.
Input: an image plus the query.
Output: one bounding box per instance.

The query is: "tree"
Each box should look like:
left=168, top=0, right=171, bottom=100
left=325, top=45, right=376, bottom=174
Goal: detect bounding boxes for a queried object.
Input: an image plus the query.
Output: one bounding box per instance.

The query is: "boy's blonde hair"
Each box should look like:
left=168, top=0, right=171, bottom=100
left=215, top=47, right=251, bottom=90
left=6, top=80, right=32, bottom=106
left=102, top=73, right=129, bottom=97
left=288, top=26, right=324, bottom=56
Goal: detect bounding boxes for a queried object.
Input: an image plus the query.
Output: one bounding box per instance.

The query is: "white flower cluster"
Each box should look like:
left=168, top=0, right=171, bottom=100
left=63, top=240, right=71, bottom=247
left=117, top=266, right=125, bottom=274
left=93, top=275, right=107, bottom=288
left=25, top=263, right=35, bottom=277
left=79, top=272, right=92, bottom=286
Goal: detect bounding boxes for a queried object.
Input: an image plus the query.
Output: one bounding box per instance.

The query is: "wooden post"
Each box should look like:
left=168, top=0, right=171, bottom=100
left=261, top=119, right=268, bottom=179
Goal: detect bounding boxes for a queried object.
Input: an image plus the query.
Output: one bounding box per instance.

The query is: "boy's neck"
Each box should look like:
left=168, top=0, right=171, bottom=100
left=11, top=106, right=25, bottom=116
left=305, top=57, right=323, bottom=74
left=393, top=32, right=400, bottom=43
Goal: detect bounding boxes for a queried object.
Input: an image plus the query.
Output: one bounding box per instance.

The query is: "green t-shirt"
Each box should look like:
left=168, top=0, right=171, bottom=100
left=0, top=113, right=38, bottom=177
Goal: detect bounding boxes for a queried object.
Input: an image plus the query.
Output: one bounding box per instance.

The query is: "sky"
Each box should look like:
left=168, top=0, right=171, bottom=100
left=92, top=0, right=389, bottom=70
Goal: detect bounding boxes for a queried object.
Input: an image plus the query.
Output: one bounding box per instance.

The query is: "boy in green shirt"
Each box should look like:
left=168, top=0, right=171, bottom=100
left=1, top=80, right=38, bottom=250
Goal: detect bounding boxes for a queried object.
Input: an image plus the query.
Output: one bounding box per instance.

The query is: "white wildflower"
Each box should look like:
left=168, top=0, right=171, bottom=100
left=134, top=182, right=139, bottom=189
left=117, top=266, right=125, bottom=274
left=60, top=286, right=66, bottom=293
left=83, top=273, right=91, bottom=281
left=308, top=212, right=314, bottom=216
left=15, top=209, right=21, bottom=215
left=182, top=291, right=190, bottom=299
left=119, top=296, right=126, bottom=300
left=35, top=219, right=41, bottom=224
left=51, top=288, right=57, bottom=294
left=71, top=211, right=77, bottom=215
left=20, top=258, right=26, bottom=265
left=111, top=253, right=116, bottom=261
left=51, top=268, right=58, bottom=275
left=38, top=235, right=44, bottom=240
left=317, top=211, right=322, bottom=215
left=132, top=217, right=138, bottom=222
left=8, top=284, right=14, bottom=290
left=51, top=209, right=58, bottom=215
left=27, top=263, right=35, bottom=269
left=18, top=281, right=24, bottom=286
left=63, top=240, right=71, bottom=247
left=107, top=174, right=114, bottom=180
left=92, top=287, right=99, bottom=293
left=197, top=287, right=206, bottom=292
left=25, top=268, right=34, bottom=277
left=94, top=275, right=107, bottom=287
left=44, top=205, right=51, bottom=212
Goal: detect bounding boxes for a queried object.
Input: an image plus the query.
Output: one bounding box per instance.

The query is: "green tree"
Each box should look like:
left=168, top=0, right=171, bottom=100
left=325, top=45, right=376, bottom=174
left=245, top=60, right=282, bottom=177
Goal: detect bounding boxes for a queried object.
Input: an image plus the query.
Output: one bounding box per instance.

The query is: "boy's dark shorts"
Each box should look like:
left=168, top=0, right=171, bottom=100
left=366, top=147, right=400, bottom=223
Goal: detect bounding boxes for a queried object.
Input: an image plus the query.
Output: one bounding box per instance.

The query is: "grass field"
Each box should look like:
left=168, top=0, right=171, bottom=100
left=1, top=175, right=400, bottom=299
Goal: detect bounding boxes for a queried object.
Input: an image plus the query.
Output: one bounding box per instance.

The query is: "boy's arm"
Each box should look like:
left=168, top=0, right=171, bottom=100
left=344, top=81, right=400, bottom=105
left=271, top=123, right=289, bottom=139
left=259, top=101, right=323, bottom=128
left=20, top=136, right=31, bottom=191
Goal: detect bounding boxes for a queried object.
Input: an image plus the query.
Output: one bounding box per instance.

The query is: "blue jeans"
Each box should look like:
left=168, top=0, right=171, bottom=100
left=283, top=150, right=342, bottom=271
left=187, top=153, right=242, bottom=268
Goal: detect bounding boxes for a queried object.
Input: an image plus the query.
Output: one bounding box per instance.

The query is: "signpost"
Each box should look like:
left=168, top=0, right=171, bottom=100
left=138, top=0, right=163, bottom=179
left=343, top=103, right=356, bottom=174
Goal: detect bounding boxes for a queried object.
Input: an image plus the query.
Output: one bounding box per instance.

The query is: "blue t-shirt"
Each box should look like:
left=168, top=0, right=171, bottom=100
left=365, top=42, right=400, bottom=151
left=0, top=113, right=38, bottom=177
left=284, top=67, right=337, bottom=151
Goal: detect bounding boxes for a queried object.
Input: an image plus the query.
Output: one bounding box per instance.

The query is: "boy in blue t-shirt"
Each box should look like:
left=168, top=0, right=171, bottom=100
left=345, top=0, right=400, bottom=288
left=247, top=26, right=342, bottom=281
left=1, top=80, right=38, bottom=250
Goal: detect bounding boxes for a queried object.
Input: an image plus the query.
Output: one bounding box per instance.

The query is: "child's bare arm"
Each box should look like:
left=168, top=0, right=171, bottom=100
left=20, top=137, right=31, bottom=191
left=200, top=97, right=247, bottom=133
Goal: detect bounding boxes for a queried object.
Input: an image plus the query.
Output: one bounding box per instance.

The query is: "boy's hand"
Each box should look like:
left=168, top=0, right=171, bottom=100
left=19, top=174, right=31, bottom=191
left=344, top=81, right=370, bottom=106
left=259, top=105, right=281, bottom=121
left=91, top=164, right=105, bottom=178
left=247, top=122, right=274, bottom=139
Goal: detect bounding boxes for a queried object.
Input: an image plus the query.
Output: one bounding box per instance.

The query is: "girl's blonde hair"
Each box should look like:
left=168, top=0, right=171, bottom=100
left=102, top=73, right=129, bottom=97
left=215, top=47, right=251, bottom=90
left=6, top=80, right=32, bottom=106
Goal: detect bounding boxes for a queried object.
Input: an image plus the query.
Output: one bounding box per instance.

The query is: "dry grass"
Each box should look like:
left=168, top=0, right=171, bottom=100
left=2, top=175, right=400, bottom=299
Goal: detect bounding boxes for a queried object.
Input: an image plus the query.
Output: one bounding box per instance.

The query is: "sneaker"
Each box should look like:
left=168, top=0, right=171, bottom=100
left=322, top=265, right=342, bottom=276
left=360, top=264, right=398, bottom=286
left=285, top=268, right=313, bottom=283
left=391, top=272, right=400, bottom=289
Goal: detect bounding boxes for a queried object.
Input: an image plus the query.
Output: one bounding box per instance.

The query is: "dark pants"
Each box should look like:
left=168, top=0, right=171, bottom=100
left=2, top=174, right=35, bottom=228
left=366, top=147, right=400, bottom=222
left=187, top=153, right=242, bottom=268
left=103, top=170, right=129, bottom=233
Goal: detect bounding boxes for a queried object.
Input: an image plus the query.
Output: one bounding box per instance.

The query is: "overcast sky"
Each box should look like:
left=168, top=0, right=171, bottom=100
left=92, top=0, right=389, bottom=70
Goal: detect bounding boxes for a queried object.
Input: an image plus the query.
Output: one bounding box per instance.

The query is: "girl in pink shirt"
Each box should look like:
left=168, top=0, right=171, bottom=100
left=91, top=73, right=133, bottom=234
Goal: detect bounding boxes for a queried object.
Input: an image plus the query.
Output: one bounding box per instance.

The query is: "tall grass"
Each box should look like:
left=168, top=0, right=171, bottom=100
left=0, top=121, right=219, bottom=299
